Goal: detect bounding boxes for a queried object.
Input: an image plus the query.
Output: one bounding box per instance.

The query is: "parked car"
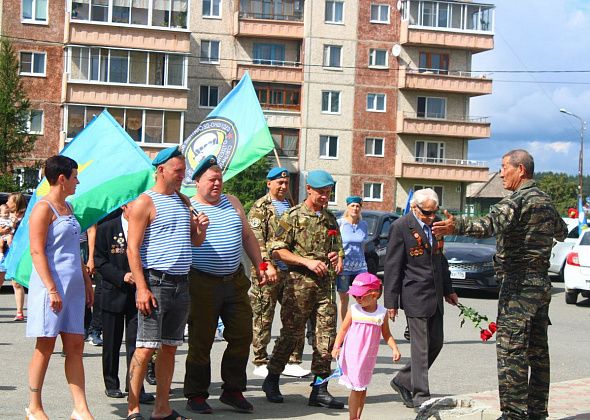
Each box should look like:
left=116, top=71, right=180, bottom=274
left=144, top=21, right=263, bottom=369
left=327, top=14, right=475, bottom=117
left=444, top=235, right=499, bottom=292
left=563, top=230, right=590, bottom=304
left=332, top=210, right=400, bottom=274
left=549, top=217, right=585, bottom=281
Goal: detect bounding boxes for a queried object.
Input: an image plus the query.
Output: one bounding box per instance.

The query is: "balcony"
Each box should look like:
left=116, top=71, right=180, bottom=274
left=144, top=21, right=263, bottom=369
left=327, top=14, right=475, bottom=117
left=66, top=84, right=187, bottom=110
left=395, top=155, right=489, bottom=182
left=399, top=68, right=492, bottom=96
left=398, top=112, right=490, bottom=139
left=400, top=21, right=493, bottom=52
left=234, top=13, right=303, bottom=39
left=237, top=61, right=302, bottom=84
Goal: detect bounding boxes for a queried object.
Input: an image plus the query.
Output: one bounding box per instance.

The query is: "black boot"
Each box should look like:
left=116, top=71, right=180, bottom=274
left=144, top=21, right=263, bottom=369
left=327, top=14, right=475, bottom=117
left=262, top=373, right=283, bottom=403
left=146, top=360, right=157, bottom=386
left=308, top=378, right=344, bottom=409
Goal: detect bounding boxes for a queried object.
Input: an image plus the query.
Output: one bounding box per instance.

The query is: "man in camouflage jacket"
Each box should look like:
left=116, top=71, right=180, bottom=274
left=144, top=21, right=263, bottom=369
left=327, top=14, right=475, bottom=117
left=433, top=149, right=568, bottom=420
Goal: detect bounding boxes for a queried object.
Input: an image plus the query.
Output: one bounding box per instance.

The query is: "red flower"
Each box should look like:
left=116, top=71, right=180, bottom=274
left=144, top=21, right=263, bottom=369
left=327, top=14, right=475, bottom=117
left=480, top=329, right=493, bottom=342
left=259, top=262, right=269, bottom=271
left=328, top=229, right=339, bottom=237
left=569, top=207, right=578, bottom=219
left=488, top=322, right=497, bottom=334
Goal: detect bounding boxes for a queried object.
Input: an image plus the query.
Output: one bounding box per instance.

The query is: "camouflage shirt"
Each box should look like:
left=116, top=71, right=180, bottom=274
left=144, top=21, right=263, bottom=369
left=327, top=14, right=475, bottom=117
left=455, top=180, right=568, bottom=279
left=268, top=202, right=345, bottom=264
left=247, top=193, right=286, bottom=262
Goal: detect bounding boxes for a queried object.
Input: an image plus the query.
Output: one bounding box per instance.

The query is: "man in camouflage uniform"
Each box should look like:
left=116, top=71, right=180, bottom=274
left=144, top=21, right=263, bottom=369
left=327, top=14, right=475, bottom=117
left=433, top=150, right=568, bottom=420
left=248, top=167, right=310, bottom=378
left=262, top=170, right=345, bottom=409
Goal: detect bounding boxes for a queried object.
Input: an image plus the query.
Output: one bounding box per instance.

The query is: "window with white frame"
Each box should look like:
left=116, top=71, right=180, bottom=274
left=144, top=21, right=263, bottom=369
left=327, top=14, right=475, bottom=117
left=202, top=0, right=220, bottom=17
left=319, top=135, right=338, bottom=158
left=321, top=91, right=340, bottom=114
left=19, top=52, right=46, bottom=76
left=200, top=40, right=220, bottom=63
left=366, top=93, right=386, bottom=112
left=68, top=47, right=186, bottom=87
left=403, top=0, right=494, bottom=32
left=71, top=0, right=189, bottom=29
left=363, top=182, right=383, bottom=201
left=65, top=105, right=183, bottom=144
left=22, top=0, right=48, bottom=22
left=365, top=137, right=384, bottom=157
left=328, top=181, right=337, bottom=204
left=414, top=184, right=443, bottom=205
left=417, top=96, right=446, bottom=119
left=324, top=0, right=343, bottom=23
left=415, top=140, right=444, bottom=163
left=199, top=85, right=219, bottom=107
left=370, top=4, right=389, bottom=23
left=368, top=48, right=388, bottom=68
left=323, top=45, right=342, bottom=69
left=27, top=110, right=44, bottom=134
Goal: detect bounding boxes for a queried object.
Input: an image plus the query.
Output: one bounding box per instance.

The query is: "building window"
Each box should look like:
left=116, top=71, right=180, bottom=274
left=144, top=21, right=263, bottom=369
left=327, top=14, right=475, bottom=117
left=324, top=0, right=343, bottom=23
left=321, top=91, right=340, bottom=114
left=253, top=43, right=286, bottom=66
left=270, top=128, right=299, bottom=157
left=363, top=182, right=383, bottom=201
left=200, top=40, right=220, bottom=64
left=27, top=110, right=44, bottom=134
left=366, top=93, right=386, bottom=112
left=19, top=52, right=46, bottom=76
left=415, top=141, right=444, bottom=163
left=414, top=184, right=443, bottom=205
left=112, top=0, right=131, bottom=23
left=65, top=105, right=183, bottom=144
left=370, top=4, right=389, bottom=23
left=417, top=96, right=446, bottom=119
left=368, top=48, right=388, bottom=68
left=403, top=0, right=493, bottom=32
left=323, top=45, right=342, bottom=69
left=202, top=0, right=220, bottom=17
left=365, top=137, right=384, bottom=157
left=239, top=0, right=303, bottom=20
left=199, top=85, right=219, bottom=108
left=329, top=181, right=337, bottom=204
left=90, top=0, right=108, bottom=21
left=254, top=83, right=300, bottom=111
left=419, top=52, right=449, bottom=74
left=22, top=0, right=48, bottom=22
left=319, top=135, right=338, bottom=159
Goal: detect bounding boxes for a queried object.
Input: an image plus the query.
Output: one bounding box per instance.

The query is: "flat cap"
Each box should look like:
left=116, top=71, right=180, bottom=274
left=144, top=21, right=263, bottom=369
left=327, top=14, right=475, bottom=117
left=306, top=170, right=335, bottom=188
left=267, top=167, right=289, bottom=181
left=152, top=146, right=183, bottom=167
left=191, top=155, right=218, bottom=180
left=346, top=196, right=363, bottom=205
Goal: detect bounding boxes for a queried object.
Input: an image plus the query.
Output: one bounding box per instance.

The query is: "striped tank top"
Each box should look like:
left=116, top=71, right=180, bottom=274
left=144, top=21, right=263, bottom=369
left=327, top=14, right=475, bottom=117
left=191, top=194, right=242, bottom=275
left=140, top=190, right=192, bottom=275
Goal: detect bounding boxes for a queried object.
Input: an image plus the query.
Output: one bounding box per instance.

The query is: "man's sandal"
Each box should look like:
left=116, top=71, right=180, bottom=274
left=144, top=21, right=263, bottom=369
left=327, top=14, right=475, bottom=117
left=149, top=410, right=188, bottom=420
left=126, top=413, right=144, bottom=420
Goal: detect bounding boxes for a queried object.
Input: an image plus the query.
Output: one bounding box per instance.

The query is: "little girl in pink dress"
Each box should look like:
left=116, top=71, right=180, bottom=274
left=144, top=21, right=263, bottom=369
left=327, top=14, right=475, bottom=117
left=332, top=273, right=401, bottom=420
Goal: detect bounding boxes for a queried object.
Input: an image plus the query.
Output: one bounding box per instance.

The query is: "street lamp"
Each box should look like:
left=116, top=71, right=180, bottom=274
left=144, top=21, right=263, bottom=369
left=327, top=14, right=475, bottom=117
left=560, top=108, right=586, bottom=203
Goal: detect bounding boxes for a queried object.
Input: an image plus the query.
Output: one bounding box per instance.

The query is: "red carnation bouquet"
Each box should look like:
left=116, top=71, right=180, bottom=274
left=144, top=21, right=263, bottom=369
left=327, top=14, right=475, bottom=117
left=457, top=303, right=497, bottom=342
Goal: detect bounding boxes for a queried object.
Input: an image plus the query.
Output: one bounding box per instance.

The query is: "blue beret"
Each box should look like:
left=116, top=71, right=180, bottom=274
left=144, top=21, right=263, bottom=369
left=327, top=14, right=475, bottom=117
left=152, top=146, right=182, bottom=167
left=191, top=155, right=218, bottom=180
left=307, top=170, right=335, bottom=188
left=267, top=167, right=289, bottom=180
left=346, top=196, right=363, bottom=205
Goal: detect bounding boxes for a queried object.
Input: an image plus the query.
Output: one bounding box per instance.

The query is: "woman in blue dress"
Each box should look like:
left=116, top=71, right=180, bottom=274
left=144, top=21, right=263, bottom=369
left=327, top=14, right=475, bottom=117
left=25, top=156, right=94, bottom=420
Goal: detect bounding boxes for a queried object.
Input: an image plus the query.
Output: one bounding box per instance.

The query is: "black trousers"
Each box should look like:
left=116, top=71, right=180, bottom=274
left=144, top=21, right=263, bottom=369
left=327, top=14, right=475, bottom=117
left=395, top=308, right=444, bottom=406
left=102, top=305, right=138, bottom=391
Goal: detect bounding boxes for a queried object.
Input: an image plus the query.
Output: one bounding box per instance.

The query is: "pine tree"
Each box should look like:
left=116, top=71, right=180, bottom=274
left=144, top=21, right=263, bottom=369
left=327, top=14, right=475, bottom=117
left=0, top=38, right=37, bottom=191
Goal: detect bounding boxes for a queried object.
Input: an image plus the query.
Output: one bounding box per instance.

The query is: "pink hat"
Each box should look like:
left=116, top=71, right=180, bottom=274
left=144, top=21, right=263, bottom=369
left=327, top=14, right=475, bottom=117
left=348, top=273, right=382, bottom=296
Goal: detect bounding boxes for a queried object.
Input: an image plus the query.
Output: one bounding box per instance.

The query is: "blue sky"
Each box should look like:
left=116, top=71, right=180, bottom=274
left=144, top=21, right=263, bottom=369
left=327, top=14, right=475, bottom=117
left=469, top=0, right=590, bottom=174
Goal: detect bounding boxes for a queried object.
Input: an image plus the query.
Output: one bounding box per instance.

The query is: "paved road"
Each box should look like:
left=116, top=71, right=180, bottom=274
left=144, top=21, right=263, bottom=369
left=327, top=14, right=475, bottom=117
left=0, top=281, right=588, bottom=419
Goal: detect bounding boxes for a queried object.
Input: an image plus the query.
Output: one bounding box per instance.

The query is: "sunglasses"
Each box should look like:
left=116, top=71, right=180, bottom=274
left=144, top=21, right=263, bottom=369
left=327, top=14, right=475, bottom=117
left=416, top=204, right=438, bottom=216
left=351, top=292, right=374, bottom=299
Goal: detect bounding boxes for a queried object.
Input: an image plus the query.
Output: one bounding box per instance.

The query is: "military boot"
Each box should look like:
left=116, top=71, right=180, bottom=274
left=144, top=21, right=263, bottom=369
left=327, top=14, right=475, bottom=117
left=262, top=373, right=283, bottom=403
left=308, top=377, right=344, bottom=409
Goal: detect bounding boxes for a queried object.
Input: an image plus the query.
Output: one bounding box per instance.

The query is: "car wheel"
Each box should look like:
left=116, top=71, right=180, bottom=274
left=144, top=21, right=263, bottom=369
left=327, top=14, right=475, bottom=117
left=367, top=257, right=378, bottom=275
left=565, top=288, right=578, bottom=305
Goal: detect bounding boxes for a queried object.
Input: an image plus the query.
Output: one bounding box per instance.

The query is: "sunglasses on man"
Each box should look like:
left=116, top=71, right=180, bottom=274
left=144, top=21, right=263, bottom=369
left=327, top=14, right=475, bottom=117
left=416, top=204, right=439, bottom=216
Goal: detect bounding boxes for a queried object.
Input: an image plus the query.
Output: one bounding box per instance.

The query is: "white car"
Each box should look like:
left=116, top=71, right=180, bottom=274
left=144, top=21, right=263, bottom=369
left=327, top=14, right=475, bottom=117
left=549, top=218, right=582, bottom=280
left=563, top=230, right=590, bottom=304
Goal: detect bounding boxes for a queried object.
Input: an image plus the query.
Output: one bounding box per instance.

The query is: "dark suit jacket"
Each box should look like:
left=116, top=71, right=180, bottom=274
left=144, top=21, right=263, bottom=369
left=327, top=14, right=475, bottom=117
left=94, top=217, right=135, bottom=314
left=383, top=212, right=453, bottom=318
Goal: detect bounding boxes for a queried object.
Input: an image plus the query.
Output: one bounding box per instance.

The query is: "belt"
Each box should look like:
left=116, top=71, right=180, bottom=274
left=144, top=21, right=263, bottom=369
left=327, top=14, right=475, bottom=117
left=192, top=265, right=243, bottom=282
left=146, top=269, right=188, bottom=282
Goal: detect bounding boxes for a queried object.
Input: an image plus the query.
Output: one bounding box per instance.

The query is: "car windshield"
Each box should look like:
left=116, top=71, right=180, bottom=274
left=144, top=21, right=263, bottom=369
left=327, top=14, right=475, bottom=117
left=444, top=235, right=496, bottom=245
left=362, top=214, right=379, bottom=236
left=580, top=231, right=590, bottom=246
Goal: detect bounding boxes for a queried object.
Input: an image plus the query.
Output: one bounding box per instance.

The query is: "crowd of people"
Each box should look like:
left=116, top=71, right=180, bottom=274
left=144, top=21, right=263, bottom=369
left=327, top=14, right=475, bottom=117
left=13, top=148, right=567, bottom=420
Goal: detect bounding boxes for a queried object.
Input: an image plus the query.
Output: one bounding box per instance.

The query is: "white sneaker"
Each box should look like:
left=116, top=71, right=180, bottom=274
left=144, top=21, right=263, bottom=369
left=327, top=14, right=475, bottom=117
left=282, top=363, right=311, bottom=378
left=252, top=364, right=268, bottom=377
left=184, top=324, right=189, bottom=339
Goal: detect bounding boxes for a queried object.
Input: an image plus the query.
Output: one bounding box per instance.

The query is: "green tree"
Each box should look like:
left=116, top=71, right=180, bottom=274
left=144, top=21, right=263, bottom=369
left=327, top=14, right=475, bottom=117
left=535, top=172, right=577, bottom=215
left=0, top=38, right=37, bottom=191
left=224, top=157, right=271, bottom=213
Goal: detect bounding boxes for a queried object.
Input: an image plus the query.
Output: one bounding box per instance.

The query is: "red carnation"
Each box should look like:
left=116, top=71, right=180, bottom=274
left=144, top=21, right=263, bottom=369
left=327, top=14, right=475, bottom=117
left=328, top=229, right=339, bottom=237
left=569, top=207, right=578, bottom=219
left=480, top=329, right=493, bottom=342
left=488, top=322, right=497, bottom=334
left=259, top=262, right=269, bottom=271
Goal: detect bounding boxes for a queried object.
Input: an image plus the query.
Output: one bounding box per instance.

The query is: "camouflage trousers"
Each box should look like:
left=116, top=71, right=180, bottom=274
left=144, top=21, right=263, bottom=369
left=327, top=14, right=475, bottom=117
left=267, top=271, right=337, bottom=378
left=497, top=280, right=551, bottom=419
left=249, top=269, right=304, bottom=365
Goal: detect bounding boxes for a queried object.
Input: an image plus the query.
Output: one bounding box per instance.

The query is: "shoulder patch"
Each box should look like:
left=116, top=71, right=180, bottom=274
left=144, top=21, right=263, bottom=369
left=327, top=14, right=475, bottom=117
left=249, top=217, right=261, bottom=228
